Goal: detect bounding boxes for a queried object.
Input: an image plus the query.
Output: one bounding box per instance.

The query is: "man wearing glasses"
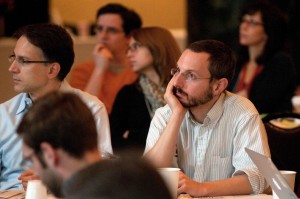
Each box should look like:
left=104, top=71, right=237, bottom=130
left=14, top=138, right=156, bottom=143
left=144, top=40, right=270, bottom=197
left=0, top=23, right=112, bottom=190
left=68, top=3, right=142, bottom=114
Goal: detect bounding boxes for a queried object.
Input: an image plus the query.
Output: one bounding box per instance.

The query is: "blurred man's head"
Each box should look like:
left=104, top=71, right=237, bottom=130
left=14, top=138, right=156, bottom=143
left=94, top=3, right=142, bottom=54
left=17, top=91, right=99, bottom=197
left=64, top=157, right=172, bottom=199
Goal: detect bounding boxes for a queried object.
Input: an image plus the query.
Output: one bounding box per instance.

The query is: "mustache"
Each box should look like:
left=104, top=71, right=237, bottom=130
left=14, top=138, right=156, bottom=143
left=174, top=86, right=187, bottom=96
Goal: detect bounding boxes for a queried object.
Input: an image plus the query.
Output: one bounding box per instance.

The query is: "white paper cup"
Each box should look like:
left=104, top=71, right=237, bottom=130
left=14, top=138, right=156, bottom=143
left=158, top=168, right=180, bottom=199
left=292, top=96, right=300, bottom=113
left=25, top=180, right=47, bottom=199
left=272, top=170, right=296, bottom=199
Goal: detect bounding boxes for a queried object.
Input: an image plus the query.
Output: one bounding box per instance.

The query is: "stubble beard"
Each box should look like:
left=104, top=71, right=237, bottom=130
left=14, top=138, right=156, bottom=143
left=175, top=85, right=214, bottom=108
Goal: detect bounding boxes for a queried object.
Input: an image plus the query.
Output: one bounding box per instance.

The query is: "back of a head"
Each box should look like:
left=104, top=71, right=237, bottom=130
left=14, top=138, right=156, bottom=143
left=96, top=3, right=142, bottom=35
left=66, top=157, right=172, bottom=199
left=188, top=39, right=236, bottom=85
left=131, top=26, right=182, bottom=86
left=13, top=23, right=75, bottom=81
left=17, top=91, right=98, bottom=158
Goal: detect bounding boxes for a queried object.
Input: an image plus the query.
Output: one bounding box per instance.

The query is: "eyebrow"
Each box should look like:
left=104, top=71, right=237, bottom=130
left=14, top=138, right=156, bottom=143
left=96, top=24, right=121, bottom=29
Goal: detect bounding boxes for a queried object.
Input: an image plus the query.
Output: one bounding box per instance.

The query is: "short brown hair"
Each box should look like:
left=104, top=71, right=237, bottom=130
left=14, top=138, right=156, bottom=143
left=17, top=91, right=98, bottom=158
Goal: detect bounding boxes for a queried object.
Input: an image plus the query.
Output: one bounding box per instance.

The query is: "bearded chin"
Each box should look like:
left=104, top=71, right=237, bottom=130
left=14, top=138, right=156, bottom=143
left=179, top=89, right=214, bottom=108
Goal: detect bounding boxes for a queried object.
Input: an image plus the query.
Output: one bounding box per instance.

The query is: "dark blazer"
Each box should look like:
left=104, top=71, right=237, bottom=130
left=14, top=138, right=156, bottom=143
left=229, top=52, right=297, bottom=114
left=110, top=82, right=151, bottom=155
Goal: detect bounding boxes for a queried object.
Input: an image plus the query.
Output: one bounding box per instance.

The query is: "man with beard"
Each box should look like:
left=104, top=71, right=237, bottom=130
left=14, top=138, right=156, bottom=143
left=144, top=40, right=270, bottom=197
left=16, top=92, right=101, bottom=198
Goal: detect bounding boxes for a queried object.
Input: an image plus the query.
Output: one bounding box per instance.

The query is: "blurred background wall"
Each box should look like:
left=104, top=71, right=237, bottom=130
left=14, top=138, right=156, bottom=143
left=50, top=0, right=186, bottom=30
left=1, top=0, right=299, bottom=103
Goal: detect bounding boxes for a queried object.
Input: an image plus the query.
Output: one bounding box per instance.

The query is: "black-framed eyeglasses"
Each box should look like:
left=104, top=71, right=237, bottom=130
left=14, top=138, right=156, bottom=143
left=20, top=151, right=35, bottom=170
left=8, top=54, right=53, bottom=65
left=94, top=25, right=124, bottom=35
left=127, top=42, right=142, bottom=52
left=240, top=18, right=264, bottom=27
left=170, top=67, right=211, bottom=82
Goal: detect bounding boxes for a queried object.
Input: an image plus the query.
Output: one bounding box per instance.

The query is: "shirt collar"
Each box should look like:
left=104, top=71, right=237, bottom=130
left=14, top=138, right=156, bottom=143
left=16, top=93, right=32, bottom=115
left=205, top=92, right=226, bottom=125
left=15, top=80, right=70, bottom=115
left=187, top=92, right=226, bottom=126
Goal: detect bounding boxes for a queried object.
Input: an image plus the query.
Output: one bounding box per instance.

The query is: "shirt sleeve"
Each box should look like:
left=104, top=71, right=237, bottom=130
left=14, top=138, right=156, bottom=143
left=78, top=90, right=113, bottom=155
left=144, top=105, right=171, bottom=154
left=232, top=113, right=270, bottom=194
left=0, top=104, right=24, bottom=190
left=94, top=103, right=113, bottom=155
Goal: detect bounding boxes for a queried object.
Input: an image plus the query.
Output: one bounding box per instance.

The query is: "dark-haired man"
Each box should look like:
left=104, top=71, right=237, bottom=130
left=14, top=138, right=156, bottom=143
left=144, top=40, right=270, bottom=197
left=0, top=23, right=111, bottom=190
left=69, top=3, right=142, bottom=114
left=17, top=92, right=101, bottom=197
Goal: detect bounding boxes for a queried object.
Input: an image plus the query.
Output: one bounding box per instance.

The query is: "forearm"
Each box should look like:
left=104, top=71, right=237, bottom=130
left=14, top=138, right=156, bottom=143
left=144, top=111, right=185, bottom=167
left=190, top=175, right=253, bottom=197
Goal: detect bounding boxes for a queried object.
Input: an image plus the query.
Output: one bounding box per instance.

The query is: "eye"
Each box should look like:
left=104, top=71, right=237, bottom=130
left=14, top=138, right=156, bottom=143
left=185, top=72, right=196, bottom=80
left=94, top=25, right=103, bottom=32
left=171, top=68, right=180, bottom=76
left=107, top=28, right=118, bottom=34
left=17, top=57, right=27, bottom=64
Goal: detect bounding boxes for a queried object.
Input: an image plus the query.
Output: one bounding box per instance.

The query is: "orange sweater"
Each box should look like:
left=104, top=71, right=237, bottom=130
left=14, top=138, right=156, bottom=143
left=68, top=60, right=137, bottom=114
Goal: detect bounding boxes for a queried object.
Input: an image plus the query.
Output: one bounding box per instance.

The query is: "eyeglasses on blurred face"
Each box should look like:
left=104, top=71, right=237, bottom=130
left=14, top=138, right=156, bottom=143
left=240, top=17, right=264, bottom=27
left=171, top=67, right=211, bottom=82
left=127, top=42, right=143, bottom=53
left=94, top=25, right=124, bottom=35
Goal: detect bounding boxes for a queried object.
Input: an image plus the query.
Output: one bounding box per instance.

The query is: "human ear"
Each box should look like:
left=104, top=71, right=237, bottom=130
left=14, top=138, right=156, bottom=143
left=213, top=78, right=228, bottom=96
left=48, top=63, right=60, bottom=79
left=40, top=142, right=58, bottom=168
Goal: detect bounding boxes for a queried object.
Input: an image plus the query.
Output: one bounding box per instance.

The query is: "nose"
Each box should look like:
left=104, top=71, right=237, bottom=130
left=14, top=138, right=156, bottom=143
left=173, top=73, right=185, bottom=88
left=97, top=29, right=109, bottom=39
left=8, top=61, right=19, bottom=73
left=127, top=48, right=134, bottom=58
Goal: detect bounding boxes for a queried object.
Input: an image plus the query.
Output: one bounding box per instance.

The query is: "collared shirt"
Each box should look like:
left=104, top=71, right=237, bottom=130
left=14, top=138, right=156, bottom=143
left=0, top=81, right=112, bottom=190
left=145, top=91, right=270, bottom=194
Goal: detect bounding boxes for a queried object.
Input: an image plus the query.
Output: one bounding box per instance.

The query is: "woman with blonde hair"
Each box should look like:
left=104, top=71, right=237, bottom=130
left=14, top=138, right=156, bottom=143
left=110, top=27, right=181, bottom=155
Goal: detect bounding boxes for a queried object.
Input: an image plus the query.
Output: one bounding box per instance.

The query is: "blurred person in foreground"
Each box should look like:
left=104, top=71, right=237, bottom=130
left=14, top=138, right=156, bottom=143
left=144, top=40, right=270, bottom=197
left=0, top=23, right=111, bottom=190
left=228, top=0, right=296, bottom=114
left=68, top=3, right=142, bottom=114
left=110, top=27, right=181, bottom=155
left=17, top=92, right=101, bottom=198
left=64, top=154, right=172, bottom=199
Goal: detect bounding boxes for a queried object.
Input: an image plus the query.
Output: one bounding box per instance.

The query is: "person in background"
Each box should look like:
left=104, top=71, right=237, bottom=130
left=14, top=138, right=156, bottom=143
left=110, top=27, right=181, bottom=155
left=228, top=0, right=296, bottom=114
left=68, top=3, right=142, bottom=114
left=144, top=40, right=270, bottom=197
left=17, top=92, right=101, bottom=198
left=0, top=23, right=111, bottom=190
left=64, top=155, right=172, bottom=199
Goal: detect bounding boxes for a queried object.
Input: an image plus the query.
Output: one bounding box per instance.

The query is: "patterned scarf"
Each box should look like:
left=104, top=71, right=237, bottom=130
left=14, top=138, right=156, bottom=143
left=139, top=74, right=166, bottom=118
